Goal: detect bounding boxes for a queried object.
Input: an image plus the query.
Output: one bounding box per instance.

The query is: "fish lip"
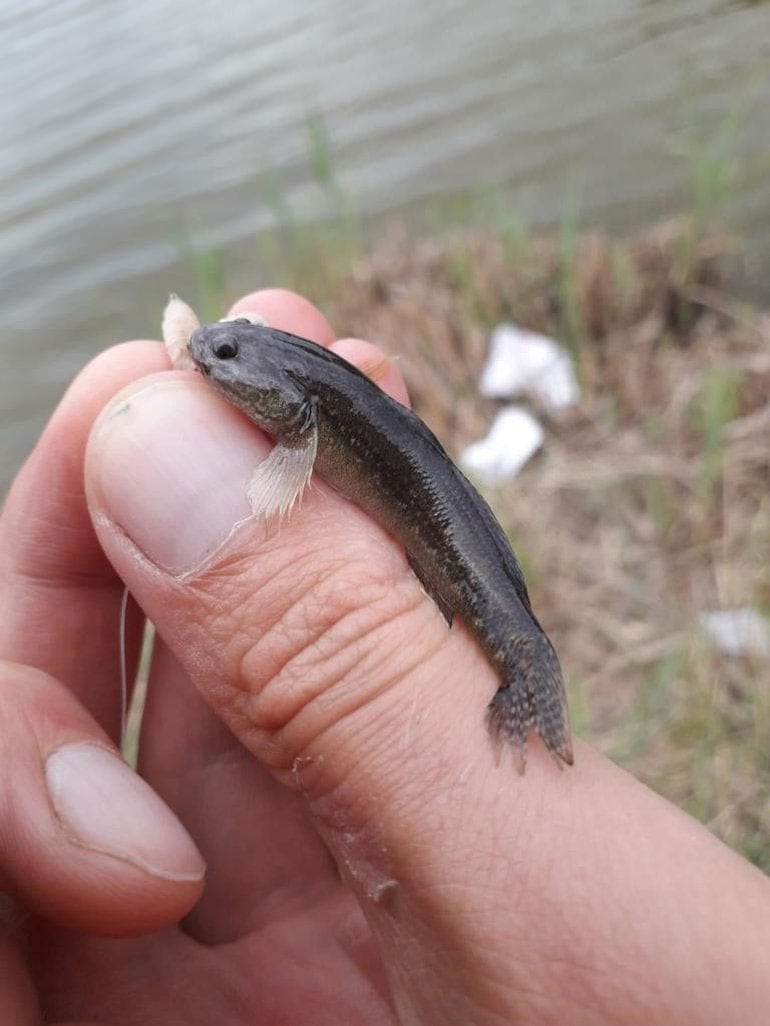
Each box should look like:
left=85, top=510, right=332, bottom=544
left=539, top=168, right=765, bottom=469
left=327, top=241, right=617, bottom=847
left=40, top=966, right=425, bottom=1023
left=188, top=326, right=210, bottom=374
left=189, top=325, right=206, bottom=356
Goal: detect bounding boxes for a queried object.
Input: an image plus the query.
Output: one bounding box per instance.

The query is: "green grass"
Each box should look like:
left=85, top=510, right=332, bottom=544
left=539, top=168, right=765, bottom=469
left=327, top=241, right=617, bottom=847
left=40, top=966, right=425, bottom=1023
left=691, top=365, right=743, bottom=492
left=557, top=189, right=588, bottom=363
left=643, top=475, right=676, bottom=538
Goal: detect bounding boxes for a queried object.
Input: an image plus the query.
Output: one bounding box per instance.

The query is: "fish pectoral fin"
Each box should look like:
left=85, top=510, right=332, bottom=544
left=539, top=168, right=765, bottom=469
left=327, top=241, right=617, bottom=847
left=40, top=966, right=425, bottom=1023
left=406, top=551, right=454, bottom=627
left=246, top=428, right=318, bottom=522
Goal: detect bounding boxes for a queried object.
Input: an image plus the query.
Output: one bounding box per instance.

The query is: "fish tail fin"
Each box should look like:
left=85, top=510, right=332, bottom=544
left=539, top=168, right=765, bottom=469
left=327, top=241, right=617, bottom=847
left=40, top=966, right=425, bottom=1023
left=486, top=630, right=573, bottom=770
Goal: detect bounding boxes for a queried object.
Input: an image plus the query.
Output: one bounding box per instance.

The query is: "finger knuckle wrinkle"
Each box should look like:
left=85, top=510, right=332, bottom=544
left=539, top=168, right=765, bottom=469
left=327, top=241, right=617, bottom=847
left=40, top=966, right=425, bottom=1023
left=236, top=562, right=423, bottom=746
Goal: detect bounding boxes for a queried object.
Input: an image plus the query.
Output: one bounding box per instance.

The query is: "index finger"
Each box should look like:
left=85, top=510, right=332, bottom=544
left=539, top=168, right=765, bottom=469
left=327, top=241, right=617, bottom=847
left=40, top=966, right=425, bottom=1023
left=227, top=288, right=336, bottom=346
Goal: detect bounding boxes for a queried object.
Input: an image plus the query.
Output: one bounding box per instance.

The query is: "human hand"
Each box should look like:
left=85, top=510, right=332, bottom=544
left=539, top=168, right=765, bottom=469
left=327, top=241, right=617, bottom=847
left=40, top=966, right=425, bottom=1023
left=1, top=289, right=768, bottom=1025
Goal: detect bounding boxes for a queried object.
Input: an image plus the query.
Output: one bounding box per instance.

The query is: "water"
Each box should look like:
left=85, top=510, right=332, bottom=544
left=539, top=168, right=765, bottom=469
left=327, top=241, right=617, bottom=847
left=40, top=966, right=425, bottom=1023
left=2, top=0, right=769, bottom=490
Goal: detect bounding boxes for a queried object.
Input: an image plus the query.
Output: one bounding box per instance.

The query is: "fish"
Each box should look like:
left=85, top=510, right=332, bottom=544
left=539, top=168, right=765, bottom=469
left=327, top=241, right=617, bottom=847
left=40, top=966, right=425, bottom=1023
left=185, top=316, right=573, bottom=767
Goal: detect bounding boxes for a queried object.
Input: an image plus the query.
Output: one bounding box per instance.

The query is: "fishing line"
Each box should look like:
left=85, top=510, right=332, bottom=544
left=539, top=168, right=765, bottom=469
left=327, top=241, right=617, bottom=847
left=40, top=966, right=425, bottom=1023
left=119, top=584, right=129, bottom=743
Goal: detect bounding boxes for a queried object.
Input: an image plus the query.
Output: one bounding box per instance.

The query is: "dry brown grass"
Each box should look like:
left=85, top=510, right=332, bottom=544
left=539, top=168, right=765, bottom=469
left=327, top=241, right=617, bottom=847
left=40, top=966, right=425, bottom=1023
left=328, top=218, right=770, bottom=869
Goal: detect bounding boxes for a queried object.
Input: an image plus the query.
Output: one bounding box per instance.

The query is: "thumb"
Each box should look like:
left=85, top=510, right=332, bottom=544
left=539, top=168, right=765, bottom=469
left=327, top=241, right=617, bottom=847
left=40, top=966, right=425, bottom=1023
left=0, top=660, right=205, bottom=935
left=85, top=372, right=505, bottom=779
left=84, top=368, right=560, bottom=1015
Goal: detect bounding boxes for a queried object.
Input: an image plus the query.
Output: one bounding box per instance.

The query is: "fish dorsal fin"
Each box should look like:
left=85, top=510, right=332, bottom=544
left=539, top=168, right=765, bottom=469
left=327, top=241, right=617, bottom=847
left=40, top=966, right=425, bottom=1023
left=449, top=460, right=534, bottom=617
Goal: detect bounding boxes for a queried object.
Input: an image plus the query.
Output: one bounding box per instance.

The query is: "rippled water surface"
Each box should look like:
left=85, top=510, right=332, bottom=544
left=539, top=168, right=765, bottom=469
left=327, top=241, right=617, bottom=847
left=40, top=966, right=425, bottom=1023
left=2, top=0, right=769, bottom=488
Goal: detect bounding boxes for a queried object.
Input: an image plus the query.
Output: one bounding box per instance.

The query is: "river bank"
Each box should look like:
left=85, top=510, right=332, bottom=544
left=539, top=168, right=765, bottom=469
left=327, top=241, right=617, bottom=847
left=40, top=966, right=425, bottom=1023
left=293, top=214, right=768, bottom=868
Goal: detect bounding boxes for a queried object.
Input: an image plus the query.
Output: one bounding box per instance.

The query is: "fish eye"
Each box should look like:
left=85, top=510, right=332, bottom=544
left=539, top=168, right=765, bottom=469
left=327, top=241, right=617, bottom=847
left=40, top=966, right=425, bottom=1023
left=213, top=338, right=239, bottom=360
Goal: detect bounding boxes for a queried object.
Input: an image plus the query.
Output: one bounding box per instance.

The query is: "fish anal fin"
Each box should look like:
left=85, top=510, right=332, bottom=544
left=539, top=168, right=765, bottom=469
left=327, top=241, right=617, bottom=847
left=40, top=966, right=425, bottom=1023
left=406, top=552, right=454, bottom=627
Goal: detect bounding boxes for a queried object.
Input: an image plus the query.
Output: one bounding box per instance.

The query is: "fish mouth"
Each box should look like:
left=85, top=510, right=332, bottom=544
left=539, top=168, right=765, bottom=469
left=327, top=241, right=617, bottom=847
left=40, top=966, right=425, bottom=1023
left=189, top=349, right=210, bottom=376
left=188, top=327, right=210, bottom=375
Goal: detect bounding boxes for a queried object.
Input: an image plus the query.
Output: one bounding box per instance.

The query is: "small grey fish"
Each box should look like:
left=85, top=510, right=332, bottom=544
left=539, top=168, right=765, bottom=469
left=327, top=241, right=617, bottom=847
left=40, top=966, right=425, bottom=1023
left=189, top=320, right=573, bottom=767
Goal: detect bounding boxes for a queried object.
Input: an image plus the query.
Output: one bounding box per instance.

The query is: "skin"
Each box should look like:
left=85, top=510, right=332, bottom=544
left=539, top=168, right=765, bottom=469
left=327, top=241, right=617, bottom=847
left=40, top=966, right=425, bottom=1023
left=0, top=288, right=768, bottom=1025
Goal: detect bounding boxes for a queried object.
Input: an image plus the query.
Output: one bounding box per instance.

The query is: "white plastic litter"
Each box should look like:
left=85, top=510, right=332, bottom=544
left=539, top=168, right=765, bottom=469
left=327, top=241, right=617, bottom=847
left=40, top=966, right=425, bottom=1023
left=460, top=406, right=544, bottom=485
left=480, top=322, right=580, bottom=411
left=699, top=609, right=770, bottom=659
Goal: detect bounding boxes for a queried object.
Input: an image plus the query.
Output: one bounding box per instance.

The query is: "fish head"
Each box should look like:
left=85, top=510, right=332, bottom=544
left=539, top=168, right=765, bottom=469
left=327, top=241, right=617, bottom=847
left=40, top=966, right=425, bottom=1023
left=189, top=320, right=310, bottom=437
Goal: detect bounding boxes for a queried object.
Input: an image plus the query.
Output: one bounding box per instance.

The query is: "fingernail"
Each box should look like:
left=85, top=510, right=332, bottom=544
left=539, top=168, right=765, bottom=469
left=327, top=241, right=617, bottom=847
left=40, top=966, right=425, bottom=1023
left=88, top=377, right=269, bottom=575
left=45, top=743, right=205, bottom=882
